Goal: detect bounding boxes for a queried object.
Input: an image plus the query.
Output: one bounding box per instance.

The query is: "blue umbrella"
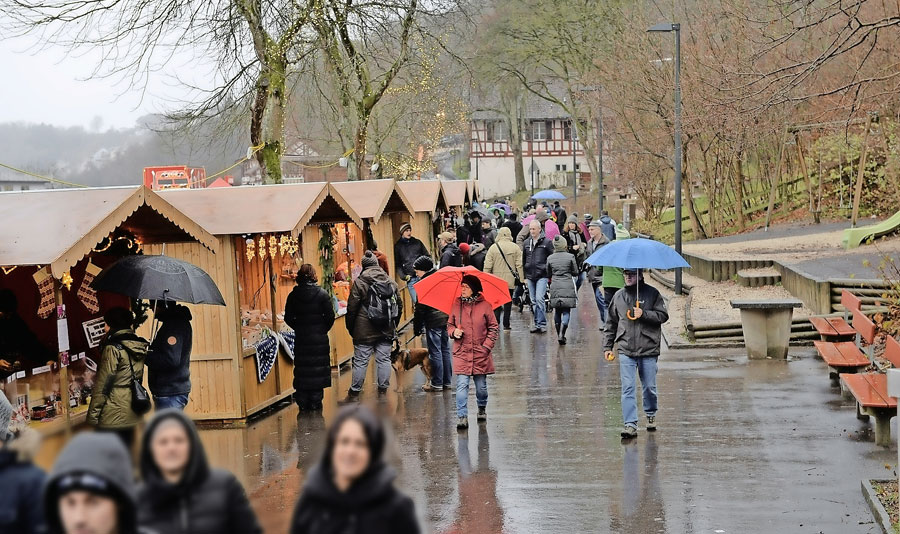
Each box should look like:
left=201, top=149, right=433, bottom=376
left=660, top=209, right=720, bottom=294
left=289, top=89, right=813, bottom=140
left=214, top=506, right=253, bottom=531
left=585, top=238, right=690, bottom=269
left=531, top=189, right=566, bottom=200
left=489, top=203, right=511, bottom=215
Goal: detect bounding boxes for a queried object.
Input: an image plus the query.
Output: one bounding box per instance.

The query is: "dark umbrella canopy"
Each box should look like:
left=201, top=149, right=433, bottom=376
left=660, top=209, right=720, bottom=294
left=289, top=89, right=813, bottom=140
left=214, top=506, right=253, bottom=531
left=92, top=255, right=226, bottom=305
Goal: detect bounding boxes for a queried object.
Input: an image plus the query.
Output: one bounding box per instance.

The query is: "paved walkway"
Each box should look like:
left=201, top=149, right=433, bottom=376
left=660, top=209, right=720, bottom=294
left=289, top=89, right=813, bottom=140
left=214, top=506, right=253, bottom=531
left=198, top=286, right=895, bottom=533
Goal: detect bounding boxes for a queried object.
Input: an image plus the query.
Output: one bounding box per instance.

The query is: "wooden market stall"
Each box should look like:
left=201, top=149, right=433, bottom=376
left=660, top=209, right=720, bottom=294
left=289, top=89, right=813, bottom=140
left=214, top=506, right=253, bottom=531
left=0, top=186, right=217, bottom=456
left=466, top=179, right=480, bottom=204
left=157, top=183, right=362, bottom=421
left=441, top=179, right=470, bottom=212
left=395, top=179, right=450, bottom=256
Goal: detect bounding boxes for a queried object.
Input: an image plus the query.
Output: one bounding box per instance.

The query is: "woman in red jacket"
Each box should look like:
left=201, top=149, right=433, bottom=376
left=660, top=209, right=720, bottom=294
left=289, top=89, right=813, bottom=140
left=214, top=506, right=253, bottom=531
left=448, top=275, right=499, bottom=430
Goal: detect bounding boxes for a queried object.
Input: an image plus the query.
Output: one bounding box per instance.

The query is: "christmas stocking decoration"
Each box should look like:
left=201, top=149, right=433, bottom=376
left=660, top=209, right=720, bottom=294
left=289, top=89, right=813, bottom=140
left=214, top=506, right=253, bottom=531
left=77, top=262, right=101, bottom=314
left=33, top=268, right=55, bottom=319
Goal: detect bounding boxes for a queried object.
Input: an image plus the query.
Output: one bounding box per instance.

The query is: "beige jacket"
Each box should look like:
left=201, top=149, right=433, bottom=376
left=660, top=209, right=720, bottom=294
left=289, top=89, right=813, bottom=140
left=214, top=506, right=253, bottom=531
left=484, top=227, right=525, bottom=289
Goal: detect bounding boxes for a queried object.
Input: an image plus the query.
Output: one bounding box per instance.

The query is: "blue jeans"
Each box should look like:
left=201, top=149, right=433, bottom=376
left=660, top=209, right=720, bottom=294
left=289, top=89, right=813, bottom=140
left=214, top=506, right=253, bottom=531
left=425, top=327, right=452, bottom=387
left=407, top=275, right=420, bottom=305
left=154, top=394, right=189, bottom=410
left=526, top=277, right=549, bottom=329
left=593, top=284, right=608, bottom=323
left=554, top=308, right=571, bottom=329
left=575, top=272, right=585, bottom=290
left=619, top=354, right=658, bottom=426
left=350, top=341, right=392, bottom=392
left=456, top=374, right=488, bottom=417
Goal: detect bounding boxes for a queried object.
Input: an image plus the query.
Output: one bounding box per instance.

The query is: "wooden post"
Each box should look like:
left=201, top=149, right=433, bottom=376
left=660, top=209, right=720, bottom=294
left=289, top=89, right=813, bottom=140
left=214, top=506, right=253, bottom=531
left=795, top=133, right=814, bottom=217
left=54, top=282, right=71, bottom=436
left=734, top=154, right=746, bottom=230
left=765, top=128, right=788, bottom=230
left=850, top=115, right=873, bottom=228
left=815, top=156, right=824, bottom=224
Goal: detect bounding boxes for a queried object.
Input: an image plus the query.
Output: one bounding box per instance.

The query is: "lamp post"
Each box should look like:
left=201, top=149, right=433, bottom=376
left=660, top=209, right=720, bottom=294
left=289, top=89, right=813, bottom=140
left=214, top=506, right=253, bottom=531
left=648, top=21, right=683, bottom=295
left=572, top=121, right=578, bottom=207
left=598, top=114, right=604, bottom=214
left=529, top=139, right=536, bottom=198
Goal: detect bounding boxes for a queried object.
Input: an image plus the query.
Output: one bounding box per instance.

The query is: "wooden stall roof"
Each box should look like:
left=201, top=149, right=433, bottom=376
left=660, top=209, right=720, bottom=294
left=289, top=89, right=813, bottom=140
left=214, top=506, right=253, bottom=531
left=159, top=182, right=362, bottom=235
left=329, top=180, right=414, bottom=223
left=395, top=180, right=450, bottom=213
left=440, top=180, right=469, bottom=208
left=465, top=180, right=477, bottom=203
left=0, top=186, right=217, bottom=277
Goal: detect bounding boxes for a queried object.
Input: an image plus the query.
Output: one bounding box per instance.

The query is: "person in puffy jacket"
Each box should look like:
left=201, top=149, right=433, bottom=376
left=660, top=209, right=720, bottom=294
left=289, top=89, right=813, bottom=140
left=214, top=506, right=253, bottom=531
left=448, top=275, right=499, bottom=429
left=546, top=235, right=579, bottom=345
left=0, top=390, right=46, bottom=534
left=284, top=264, right=336, bottom=411
left=413, top=256, right=452, bottom=392
left=290, top=405, right=420, bottom=534
left=137, top=410, right=261, bottom=534
left=146, top=303, right=192, bottom=410
left=344, top=252, right=402, bottom=402
left=87, top=307, right=149, bottom=449
left=603, top=269, right=669, bottom=439
left=438, top=231, right=462, bottom=268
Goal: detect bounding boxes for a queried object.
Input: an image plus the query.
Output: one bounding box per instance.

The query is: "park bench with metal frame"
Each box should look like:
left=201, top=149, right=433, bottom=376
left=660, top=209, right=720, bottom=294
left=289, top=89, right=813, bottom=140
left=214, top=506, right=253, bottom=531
left=813, top=308, right=875, bottom=383
left=809, top=289, right=860, bottom=341
left=840, top=336, right=900, bottom=447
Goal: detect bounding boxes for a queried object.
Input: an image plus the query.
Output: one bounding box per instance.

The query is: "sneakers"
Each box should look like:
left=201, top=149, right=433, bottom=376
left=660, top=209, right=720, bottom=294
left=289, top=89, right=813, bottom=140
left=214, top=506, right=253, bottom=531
left=529, top=325, right=540, bottom=333
left=456, top=416, right=469, bottom=429
left=477, top=407, right=487, bottom=422
left=338, top=389, right=360, bottom=405
left=422, top=383, right=443, bottom=392
left=647, top=415, right=657, bottom=432
left=620, top=425, right=637, bottom=439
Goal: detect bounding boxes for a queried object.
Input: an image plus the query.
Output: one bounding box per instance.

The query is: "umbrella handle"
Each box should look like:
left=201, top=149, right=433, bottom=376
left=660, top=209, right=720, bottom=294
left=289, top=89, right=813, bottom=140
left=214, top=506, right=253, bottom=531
left=626, top=300, right=642, bottom=320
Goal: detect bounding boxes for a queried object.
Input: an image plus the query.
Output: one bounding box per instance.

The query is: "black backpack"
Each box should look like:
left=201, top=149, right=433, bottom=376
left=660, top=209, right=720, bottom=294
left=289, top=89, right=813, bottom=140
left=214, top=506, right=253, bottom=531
left=365, top=280, right=400, bottom=329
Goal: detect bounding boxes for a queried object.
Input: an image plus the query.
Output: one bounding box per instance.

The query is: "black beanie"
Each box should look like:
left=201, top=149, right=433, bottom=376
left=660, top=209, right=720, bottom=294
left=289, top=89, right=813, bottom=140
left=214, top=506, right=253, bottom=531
left=361, top=251, right=379, bottom=270
left=413, top=255, right=434, bottom=272
left=461, top=274, right=483, bottom=295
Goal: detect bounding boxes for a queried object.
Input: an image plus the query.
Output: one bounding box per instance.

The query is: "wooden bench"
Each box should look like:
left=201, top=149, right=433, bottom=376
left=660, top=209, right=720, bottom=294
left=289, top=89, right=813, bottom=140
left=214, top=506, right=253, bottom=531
left=809, top=290, right=860, bottom=341
left=813, top=308, right=876, bottom=382
left=840, top=336, right=900, bottom=446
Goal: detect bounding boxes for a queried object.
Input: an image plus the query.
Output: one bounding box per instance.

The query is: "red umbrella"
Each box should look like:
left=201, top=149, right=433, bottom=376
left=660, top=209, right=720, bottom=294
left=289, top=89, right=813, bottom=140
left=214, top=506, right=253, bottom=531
left=414, top=266, right=511, bottom=315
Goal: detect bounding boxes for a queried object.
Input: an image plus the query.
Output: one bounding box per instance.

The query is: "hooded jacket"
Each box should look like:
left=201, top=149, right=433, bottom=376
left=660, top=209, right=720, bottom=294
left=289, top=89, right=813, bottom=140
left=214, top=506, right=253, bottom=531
left=87, top=329, right=149, bottom=429
left=521, top=231, right=554, bottom=281
left=285, top=281, right=336, bottom=390
left=346, top=266, right=402, bottom=345
left=467, top=242, right=487, bottom=271
left=448, top=295, right=499, bottom=376
left=44, top=433, right=139, bottom=534
left=394, top=236, right=428, bottom=279
left=603, top=281, right=669, bottom=357
left=0, top=427, right=46, bottom=534
left=137, top=410, right=262, bottom=534
left=483, top=227, right=524, bottom=289
left=147, top=305, right=193, bottom=398
left=599, top=215, right=616, bottom=241
left=290, top=463, right=419, bottom=534
left=413, top=269, right=449, bottom=334
left=439, top=242, right=462, bottom=268
left=546, top=237, right=579, bottom=309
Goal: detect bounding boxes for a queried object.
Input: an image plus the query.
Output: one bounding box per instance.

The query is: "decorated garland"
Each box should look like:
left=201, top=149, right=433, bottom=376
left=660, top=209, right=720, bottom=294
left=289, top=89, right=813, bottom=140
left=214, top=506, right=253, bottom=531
left=318, top=224, right=336, bottom=298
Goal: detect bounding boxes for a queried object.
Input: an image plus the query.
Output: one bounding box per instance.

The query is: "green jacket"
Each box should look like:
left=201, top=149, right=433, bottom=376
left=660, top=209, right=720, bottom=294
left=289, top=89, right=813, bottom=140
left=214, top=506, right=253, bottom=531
left=87, top=330, right=149, bottom=429
left=603, top=266, right=625, bottom=289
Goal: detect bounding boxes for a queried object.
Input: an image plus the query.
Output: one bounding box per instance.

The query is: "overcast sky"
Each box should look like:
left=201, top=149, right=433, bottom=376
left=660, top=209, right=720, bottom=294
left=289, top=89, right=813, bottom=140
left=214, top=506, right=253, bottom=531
left=0, top=34, right=203, bottom=130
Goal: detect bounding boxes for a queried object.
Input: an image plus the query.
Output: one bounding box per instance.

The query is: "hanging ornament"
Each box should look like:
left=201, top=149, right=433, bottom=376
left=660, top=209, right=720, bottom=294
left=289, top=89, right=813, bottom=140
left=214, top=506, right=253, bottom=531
left=1, top=266, right=16, bottom=275
left=77, top=262, right=101, bottom=313
left=33, top=268, right=56, bottom=319
left=279, top=235, right=290, bottom=256
left=258, top=236, right=267, bottom=260
left=287, top=236, right=299, bottom=255
left=268, top=235, right=278, bottom=258
left=245, top=238, right=255, bottom=261
left=60, top=271, right=74, bottom=291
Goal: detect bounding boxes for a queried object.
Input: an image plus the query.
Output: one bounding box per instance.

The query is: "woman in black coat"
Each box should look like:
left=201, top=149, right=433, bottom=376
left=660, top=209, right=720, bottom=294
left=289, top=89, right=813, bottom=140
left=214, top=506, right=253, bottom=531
left=138, top=410, right=262, bottom=534
left=290, top=405, right=420, bottom=534
left=285, top=264, right=336, bottom=411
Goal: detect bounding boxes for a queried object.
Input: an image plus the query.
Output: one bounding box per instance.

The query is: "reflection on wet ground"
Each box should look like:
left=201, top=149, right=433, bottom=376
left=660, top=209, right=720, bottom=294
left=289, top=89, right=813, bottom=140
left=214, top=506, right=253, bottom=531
left=197, top=287, right=894, bottom=533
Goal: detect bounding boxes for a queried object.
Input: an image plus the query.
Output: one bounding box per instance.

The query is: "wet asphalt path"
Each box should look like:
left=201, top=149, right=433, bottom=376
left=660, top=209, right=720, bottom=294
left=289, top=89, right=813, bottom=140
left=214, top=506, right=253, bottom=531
left=200, top=284, right=895, bottom=533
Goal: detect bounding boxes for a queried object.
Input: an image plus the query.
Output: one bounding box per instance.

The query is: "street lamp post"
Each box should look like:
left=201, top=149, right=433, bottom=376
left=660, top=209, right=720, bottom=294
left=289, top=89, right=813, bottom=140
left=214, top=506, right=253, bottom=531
left=530, top=139, right=536, bottom=198
left=648, top=21, right=683, bottom=295
left=572, top=121, right=578, bottom=207
left=598, top=115, right=604, bottom=215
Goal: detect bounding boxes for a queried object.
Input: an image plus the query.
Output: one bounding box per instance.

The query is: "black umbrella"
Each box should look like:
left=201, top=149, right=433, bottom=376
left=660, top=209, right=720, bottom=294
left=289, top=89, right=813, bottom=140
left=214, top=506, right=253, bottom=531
left=92, top=255, right=226, bottom=306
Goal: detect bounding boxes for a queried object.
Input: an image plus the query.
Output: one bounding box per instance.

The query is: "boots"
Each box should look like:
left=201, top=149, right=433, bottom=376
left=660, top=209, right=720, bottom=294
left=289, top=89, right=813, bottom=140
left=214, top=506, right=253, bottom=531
left=558, top=324, right=568, bottom=345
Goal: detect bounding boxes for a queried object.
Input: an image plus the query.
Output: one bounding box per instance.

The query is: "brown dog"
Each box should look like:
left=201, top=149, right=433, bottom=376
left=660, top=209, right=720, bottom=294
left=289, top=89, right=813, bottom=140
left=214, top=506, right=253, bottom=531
left=394, top=347, right=433, bottom=384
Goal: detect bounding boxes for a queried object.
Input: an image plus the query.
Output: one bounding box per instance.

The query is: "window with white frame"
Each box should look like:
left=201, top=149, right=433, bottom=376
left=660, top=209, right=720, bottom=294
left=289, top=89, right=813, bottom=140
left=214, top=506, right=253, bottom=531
left=490, top=121, right=508, bottom=141
left=531, top=120, right=550, bottom=141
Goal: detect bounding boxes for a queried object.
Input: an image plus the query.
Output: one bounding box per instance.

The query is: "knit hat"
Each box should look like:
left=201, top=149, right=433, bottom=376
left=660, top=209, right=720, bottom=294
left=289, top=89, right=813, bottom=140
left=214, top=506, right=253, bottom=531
left=461, top=274, right=483, bottom=295
left=398, top=223, right=412, bottom=234
left=553, top=235, right=568, bottom=252
left=361, top=250, right=380, bottom=270
left=459, top=242, right=471, bottom=255
left=413, top=255, right=434, bottom=272
left=0, top=390, right=13, bottom=443
left=438, top=231, right=454, bottom=243
left=584, top=213, right=593, bottom=221
left=566, top=215, right=579, bottom=226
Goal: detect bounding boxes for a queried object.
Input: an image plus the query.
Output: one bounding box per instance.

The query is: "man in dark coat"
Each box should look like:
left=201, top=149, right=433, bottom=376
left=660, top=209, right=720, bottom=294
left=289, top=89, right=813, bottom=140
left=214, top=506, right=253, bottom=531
left=438, top=232, right=462, bottom=268
left=344, top=251, right=402, bottom=401
left=137, top=410, right=262, bottom=534
left=502, top=213, right=523, bottom=243
left=44, top=433, right=141, bottom=534
left=0, top=390, right=46, bottom=534
left=553, top=201, right=567, bottom=226
left=413, top=256, right=451, bottom=392
left=521, top=220, right=554, bottom=333
left=393, top=223, right=428, bottom=304
left=146, top=303, right=193, bottom=410
left=604, top=269, right=669, bottom=439
left=284, top=264, right=336, bottom=411
left=465, top=210, right=484, bottom=245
